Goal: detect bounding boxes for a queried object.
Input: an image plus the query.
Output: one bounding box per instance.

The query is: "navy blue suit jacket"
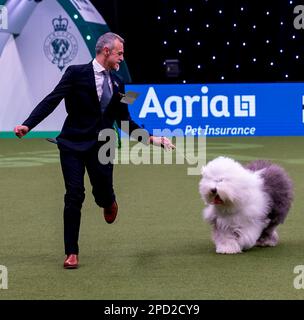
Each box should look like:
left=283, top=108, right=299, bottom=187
left=23, top=62, right=146, bottom=151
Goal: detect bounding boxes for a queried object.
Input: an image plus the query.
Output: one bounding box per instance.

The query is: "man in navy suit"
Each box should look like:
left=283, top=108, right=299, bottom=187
left=14, top=32, right=174, bottom=269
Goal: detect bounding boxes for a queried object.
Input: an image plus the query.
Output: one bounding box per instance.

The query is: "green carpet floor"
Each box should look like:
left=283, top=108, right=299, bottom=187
left=0, top=136, right=304, bottom=300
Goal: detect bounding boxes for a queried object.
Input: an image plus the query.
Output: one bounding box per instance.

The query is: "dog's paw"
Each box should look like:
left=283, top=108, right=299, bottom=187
left=256, top=238, right=278, bottom=247
left=216, top=243, right=242, bottom=254
left=256, top=231, right=279, bottom=247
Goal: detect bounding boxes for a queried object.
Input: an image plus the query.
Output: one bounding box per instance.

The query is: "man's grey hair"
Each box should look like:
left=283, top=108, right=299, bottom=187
left=95, top=32, right=124, bottom=55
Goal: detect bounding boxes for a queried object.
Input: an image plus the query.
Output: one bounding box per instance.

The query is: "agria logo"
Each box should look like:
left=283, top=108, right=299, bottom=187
left=139, top=86, right=256, bottom=125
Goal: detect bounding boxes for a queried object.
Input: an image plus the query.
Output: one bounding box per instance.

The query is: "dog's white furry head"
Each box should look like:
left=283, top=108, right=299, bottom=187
left=199, top=156, right=263, bottom=209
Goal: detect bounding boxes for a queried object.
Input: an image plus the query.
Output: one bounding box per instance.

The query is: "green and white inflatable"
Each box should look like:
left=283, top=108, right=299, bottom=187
left=0, top=0, right=131, bottom=137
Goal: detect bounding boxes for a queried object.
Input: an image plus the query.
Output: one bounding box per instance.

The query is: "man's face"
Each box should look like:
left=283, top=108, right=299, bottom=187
left=106, top=39, right=124, bottom=71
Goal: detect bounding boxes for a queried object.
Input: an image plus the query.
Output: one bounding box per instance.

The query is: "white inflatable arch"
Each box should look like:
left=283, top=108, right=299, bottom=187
left=0, top=0, right=131, bottom=137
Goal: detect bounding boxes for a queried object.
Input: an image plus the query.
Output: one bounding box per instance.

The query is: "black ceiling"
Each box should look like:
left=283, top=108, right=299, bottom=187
left=91, top=0, right=304, bottom=84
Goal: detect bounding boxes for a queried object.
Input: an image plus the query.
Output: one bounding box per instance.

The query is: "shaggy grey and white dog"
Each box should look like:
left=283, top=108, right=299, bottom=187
left=199, top=157, right=293, bottom=254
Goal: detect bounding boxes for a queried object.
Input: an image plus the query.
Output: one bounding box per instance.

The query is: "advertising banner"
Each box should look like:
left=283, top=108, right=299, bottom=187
left=126, top=83, right=304, bottom=136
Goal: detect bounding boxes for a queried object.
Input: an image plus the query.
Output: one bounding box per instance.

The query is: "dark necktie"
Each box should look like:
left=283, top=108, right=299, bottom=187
left=100, top=70, right=112, bottom=113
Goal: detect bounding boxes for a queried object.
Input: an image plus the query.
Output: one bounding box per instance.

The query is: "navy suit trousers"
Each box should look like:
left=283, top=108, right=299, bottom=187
left=59, top=144, right=115, bottom=254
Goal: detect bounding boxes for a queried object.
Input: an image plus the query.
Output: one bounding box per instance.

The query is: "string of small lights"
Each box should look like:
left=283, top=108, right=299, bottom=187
left=154, top=0, right=304, bottom=83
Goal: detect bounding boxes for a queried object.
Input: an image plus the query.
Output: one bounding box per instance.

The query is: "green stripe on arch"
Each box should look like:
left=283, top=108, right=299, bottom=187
left=56, top=0, right=132, bottom=83
left=0, top=132, right=60, bottom=139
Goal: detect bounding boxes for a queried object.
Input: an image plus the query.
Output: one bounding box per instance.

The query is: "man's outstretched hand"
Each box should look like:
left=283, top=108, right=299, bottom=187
left=14, top=125, right=29, bottom=138
left=149, top=136, right=175, bottom=151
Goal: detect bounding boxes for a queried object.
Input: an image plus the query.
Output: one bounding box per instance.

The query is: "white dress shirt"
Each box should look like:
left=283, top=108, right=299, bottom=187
left=92, top=58, right=113, bottom=101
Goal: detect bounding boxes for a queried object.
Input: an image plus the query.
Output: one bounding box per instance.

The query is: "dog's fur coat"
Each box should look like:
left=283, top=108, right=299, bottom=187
left=199, top=157, right=293, bottom=254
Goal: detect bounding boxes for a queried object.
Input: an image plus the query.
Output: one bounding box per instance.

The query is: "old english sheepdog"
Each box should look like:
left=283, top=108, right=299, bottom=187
left=199, top=157, right=293, bottom=254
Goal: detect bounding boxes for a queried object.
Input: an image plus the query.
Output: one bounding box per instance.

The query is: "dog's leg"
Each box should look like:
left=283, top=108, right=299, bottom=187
left=256, top=219, right=280, bottom=247
left=213, top=227, right=242, bottom=254
left=256, top=229, right=279, bottom=247
left=238, top=225, right=265, bottom=250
